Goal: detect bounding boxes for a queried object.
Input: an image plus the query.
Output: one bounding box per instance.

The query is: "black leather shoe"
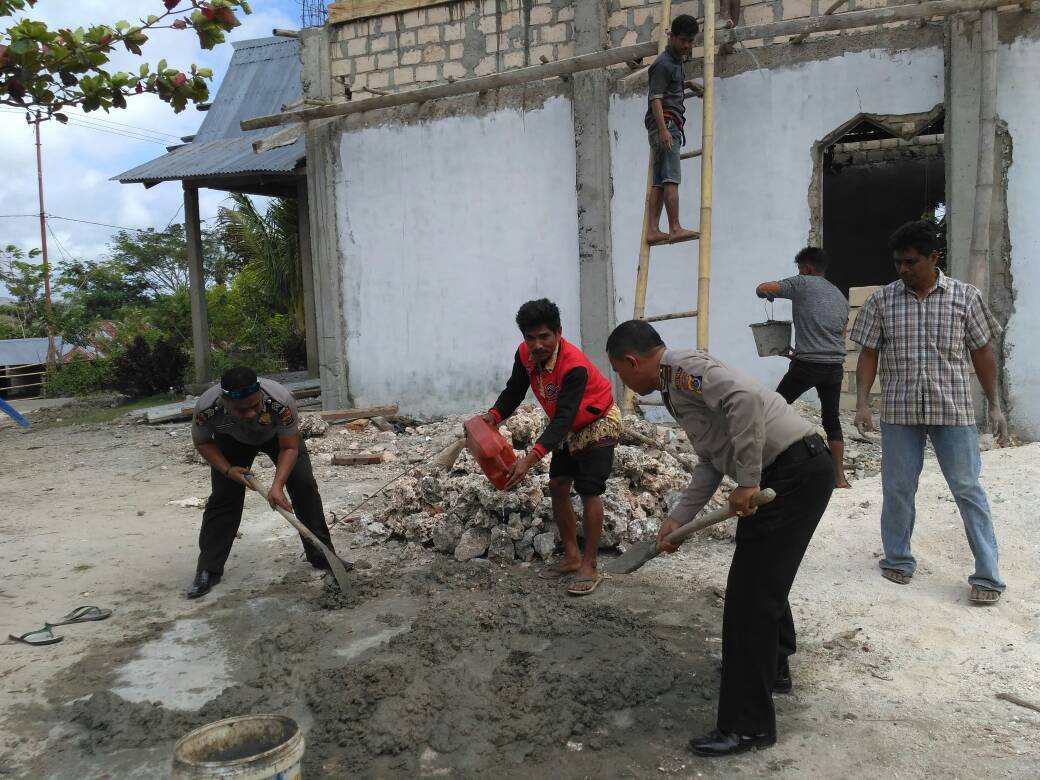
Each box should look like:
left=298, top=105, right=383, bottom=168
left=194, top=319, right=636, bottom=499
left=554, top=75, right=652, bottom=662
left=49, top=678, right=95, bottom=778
left=774, top=659, right=792, bottom=694
left=187, top=570, right=221, bottom=599
left=688, top=728, right=776, bottom=756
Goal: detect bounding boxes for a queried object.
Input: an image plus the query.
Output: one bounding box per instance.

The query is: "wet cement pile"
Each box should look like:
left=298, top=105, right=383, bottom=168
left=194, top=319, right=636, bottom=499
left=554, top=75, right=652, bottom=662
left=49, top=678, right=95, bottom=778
left=303, top=560, right=700, bottom=777
left=58, top=559, right=710, bottom=778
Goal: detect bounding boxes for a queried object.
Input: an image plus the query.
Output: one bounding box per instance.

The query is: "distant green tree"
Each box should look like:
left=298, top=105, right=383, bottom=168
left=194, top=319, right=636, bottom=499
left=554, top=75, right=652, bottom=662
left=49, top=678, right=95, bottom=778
left=0, top=243, right=45, bottom=334
left=107, top=224, right=225, bottom=298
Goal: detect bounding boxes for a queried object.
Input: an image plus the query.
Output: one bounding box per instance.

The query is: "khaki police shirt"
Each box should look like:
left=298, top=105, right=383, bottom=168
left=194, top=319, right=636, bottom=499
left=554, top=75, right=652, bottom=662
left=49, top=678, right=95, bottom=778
left=191, top=378, right=299, bottom=446
left=660, top=349, right=814, bottom=524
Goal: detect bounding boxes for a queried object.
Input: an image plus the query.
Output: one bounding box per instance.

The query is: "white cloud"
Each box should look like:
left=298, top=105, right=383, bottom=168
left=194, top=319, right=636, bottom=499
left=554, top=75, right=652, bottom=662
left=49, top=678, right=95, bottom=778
left=0, top=1, right=299, bottom=270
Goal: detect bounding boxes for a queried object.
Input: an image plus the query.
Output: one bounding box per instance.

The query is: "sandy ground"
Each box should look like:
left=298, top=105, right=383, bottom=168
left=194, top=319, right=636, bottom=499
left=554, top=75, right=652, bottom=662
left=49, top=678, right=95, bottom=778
left=0, top=411, right=1038, bottom=778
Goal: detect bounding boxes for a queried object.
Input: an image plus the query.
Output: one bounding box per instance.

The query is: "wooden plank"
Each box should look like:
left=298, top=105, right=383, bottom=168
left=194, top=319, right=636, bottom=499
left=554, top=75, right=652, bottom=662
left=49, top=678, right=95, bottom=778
left=319, top=404, right=399, bottom=423
left=332, top=452, right=385, bottom=466
left=145, top=403, right=194, bottom=424
left=241, top=41, right=658, bottom=130
left=328, top=0, right=452, bottom=25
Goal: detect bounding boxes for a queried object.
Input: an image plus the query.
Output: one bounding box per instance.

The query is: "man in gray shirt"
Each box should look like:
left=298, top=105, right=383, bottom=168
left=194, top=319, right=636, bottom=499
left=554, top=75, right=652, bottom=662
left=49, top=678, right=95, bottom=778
left=756, top=247, right=850, bottom=488
left=187, top=367, right=342, bottom=598
left=607, top=320, right=834, bottom=757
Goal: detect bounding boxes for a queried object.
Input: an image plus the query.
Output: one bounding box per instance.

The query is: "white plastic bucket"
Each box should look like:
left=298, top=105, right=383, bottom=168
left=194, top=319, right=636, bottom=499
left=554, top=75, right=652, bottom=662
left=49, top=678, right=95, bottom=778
left=749, top=320, right=792, bottom=357
left=172, top=715, right=304, bottom=780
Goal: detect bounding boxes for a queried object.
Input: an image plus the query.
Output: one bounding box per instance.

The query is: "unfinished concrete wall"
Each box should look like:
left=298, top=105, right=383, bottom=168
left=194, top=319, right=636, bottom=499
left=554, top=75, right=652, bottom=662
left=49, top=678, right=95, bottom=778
left=327, top=0, right=840, bottom=99
left=334, top=95, right=582, bottom=414
left=997, top=33, right=1040, bottom=439
left=608, top=46, right=945, bottom=392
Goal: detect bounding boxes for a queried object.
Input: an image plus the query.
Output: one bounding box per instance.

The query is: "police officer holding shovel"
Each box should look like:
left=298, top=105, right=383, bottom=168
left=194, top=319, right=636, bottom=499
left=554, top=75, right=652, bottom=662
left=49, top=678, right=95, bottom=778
left=606, top=320, right=834, bottom=756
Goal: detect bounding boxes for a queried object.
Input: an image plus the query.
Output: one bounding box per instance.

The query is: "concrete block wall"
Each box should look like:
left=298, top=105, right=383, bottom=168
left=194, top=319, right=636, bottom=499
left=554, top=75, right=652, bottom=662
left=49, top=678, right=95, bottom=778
left=328, top=0, right=578, bottom=97
left=841, top=285, right=882, bottom=411
left=326, top=0, right=869, bottom=98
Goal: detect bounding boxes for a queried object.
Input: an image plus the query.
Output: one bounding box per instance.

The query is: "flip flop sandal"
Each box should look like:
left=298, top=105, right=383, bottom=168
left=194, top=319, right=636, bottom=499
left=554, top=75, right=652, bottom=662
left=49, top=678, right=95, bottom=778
left=8, top=626, right=63, bottom=646
left=49, top=606, right=112, bottom=626
left=567, top=576, right=604, bottom=597
left=969, top=586, right=1001, bottom=605
left=538, top=563, right=577, bottom=580
left=881, top=569, right=912, bottom=585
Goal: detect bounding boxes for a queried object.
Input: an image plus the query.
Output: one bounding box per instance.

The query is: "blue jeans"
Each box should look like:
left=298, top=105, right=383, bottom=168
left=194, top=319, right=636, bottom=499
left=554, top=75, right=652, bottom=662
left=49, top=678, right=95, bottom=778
left=880, top=423, right=1004, bottom=591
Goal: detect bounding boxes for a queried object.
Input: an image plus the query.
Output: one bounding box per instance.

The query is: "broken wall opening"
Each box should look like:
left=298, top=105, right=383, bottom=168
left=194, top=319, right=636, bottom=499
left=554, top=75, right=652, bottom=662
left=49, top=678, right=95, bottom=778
left=812, top=109, right=946, bottom=297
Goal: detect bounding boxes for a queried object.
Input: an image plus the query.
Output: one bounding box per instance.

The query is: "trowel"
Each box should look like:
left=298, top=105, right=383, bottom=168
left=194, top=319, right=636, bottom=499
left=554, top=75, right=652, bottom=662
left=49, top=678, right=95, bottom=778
left=245, top=473, right=352, bottom=592
left=603, top=488, right=776, bottom=575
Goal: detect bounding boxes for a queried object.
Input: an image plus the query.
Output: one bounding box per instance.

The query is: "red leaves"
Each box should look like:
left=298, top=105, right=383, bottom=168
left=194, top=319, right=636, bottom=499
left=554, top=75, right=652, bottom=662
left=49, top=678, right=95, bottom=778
left=172, top=72, right=187, bottom=88
left=163, top=0, right=179, bottom=10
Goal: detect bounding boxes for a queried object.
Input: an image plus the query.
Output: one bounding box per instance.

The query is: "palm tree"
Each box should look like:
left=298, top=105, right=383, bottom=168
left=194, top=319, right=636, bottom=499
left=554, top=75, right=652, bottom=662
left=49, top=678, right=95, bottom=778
left=217, top=193, right=304, bottom=332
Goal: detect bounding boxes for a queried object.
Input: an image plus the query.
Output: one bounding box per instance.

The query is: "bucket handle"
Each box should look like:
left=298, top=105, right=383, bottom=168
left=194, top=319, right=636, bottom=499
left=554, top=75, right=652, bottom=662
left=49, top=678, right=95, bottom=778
left=762, top=299, right=775, bottom=323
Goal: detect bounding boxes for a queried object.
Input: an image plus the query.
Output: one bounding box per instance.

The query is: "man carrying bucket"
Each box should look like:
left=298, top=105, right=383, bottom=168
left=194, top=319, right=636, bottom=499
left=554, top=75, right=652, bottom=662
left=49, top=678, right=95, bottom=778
left=482, top=299, right=622, bottom=595
left=755, top=247, right=851, bottom=488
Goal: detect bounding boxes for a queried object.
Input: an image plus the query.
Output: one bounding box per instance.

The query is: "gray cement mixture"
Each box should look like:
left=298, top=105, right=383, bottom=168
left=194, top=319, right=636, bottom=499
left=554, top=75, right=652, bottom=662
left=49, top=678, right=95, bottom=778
left=39, top=558, right=716, bottom=779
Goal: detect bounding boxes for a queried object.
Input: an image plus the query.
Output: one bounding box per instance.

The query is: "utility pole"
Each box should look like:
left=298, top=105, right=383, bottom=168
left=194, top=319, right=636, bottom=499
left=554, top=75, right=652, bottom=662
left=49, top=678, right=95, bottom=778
left=32, top=111, right=57, bottom=365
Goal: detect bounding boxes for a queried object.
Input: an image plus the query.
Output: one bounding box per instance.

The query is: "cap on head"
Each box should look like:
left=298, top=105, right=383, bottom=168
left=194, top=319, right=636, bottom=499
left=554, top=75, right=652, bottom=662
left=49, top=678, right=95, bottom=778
left=220, top=367, right=260, bottom=400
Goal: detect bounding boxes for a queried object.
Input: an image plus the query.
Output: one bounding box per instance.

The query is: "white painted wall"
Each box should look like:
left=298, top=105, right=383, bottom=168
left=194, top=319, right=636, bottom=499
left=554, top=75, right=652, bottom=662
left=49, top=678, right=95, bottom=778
left=335, top=96, right=582, bottom=415
left=608, top=48, right=945, bottom=396
left=998, top=37, right=1040, bottom=439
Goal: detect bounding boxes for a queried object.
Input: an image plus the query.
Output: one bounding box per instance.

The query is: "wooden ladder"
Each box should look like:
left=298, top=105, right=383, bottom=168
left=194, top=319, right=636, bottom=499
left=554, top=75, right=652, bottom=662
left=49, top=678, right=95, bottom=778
left=624, top=0, right=716, bottom=413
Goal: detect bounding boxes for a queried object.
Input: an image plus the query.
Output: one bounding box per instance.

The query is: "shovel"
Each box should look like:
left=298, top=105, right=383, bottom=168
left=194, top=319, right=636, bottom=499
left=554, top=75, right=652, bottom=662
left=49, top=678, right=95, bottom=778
left=603, top=488, right=776, bottom=575
left=245, top=473, right=351, bottom=592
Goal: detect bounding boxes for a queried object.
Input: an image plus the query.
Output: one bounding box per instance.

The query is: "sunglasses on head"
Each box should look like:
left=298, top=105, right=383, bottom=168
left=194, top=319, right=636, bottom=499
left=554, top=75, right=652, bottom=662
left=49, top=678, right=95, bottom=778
left=221, top=381, right=260, bottom=400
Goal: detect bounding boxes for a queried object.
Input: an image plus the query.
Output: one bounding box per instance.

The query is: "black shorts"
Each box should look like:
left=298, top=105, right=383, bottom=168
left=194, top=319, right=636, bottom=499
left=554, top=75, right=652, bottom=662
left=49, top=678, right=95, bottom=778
left=548, top=443, right=615, bottom=497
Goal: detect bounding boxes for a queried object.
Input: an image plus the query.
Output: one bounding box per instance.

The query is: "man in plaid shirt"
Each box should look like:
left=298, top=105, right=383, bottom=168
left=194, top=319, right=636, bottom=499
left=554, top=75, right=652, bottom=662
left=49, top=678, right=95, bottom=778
left=850, top=220, right=1008, bottom=605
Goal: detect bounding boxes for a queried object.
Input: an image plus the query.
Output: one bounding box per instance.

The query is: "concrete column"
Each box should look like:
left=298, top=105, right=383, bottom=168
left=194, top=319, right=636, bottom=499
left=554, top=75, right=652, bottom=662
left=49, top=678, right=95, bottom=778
left=182, top=183, right=210, bottom=382
left=297, top=181, right=320, bottom=378
left=572, top=0, right=618, bottom=387
left=944, top=14, right=981, bottom=285
left=301, top=27, right=352, bottom=409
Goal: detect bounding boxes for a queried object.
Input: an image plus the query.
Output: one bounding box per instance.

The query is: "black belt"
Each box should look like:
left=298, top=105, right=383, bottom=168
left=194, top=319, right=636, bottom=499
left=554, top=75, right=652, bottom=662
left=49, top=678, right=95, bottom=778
left=766, top=433, right=827, bottom=473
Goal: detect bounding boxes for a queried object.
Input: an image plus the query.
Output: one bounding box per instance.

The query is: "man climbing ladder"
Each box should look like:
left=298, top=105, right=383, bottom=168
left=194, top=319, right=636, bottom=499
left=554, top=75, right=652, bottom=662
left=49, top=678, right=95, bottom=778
left=645, top=14, right=702, bottom=245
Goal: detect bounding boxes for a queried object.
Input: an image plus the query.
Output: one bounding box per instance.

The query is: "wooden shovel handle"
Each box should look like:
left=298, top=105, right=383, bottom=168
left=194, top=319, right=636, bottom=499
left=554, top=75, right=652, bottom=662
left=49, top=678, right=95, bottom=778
left=662, top=488, right=777, bottom=547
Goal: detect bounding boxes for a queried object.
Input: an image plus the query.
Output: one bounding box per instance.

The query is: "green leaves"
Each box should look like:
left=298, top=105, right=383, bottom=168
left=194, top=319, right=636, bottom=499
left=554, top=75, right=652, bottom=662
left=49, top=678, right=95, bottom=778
left=1, top=1, right=253, bottom=113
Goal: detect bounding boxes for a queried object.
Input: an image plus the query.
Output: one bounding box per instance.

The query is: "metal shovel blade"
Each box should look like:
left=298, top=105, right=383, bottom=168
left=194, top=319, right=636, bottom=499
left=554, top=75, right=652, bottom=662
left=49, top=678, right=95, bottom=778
left=603, top=489, right=777, bottom=575
left=246, top=474, right=352, bottom=593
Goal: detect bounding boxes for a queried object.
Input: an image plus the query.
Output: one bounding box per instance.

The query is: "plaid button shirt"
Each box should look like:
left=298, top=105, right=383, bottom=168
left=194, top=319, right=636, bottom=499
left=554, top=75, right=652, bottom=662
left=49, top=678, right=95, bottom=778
left=850, top=271, right=999, bottom=426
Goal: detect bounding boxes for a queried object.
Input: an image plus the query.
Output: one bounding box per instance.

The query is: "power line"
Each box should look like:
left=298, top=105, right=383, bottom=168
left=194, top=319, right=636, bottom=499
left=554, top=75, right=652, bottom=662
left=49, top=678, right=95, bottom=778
left=0, top=105, right=182, bottom=141
left=0, top=213, right=216, bottom=231
left=0, top=107, right=175, bottom=146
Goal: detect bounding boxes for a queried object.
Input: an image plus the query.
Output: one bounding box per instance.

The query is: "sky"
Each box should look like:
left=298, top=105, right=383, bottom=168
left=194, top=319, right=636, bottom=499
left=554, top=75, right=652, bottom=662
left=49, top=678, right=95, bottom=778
left=0, top=0, right=300, bottom=274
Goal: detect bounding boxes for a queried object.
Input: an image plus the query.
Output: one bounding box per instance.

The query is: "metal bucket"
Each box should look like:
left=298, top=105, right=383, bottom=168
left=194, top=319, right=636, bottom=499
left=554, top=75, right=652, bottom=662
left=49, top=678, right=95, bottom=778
left=172, top=715, right=304, bottom=780
left=749, top=320, right=793, bottom=357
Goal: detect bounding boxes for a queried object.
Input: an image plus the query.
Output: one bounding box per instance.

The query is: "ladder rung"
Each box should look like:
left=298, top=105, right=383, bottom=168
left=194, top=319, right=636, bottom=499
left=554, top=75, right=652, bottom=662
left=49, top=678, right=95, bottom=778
left=680, top=148, right=702, bottom=160
left=644, top=309, right=698, bottom=323
left=647, top=232, right=700, bottom=247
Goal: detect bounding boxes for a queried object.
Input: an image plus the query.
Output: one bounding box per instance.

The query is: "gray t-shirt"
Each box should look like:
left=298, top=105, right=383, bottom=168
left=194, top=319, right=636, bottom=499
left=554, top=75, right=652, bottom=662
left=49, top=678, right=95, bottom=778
left=644, top=47, right=686, bottom=131
left=776, top=274, right=848, bottom=364
left=191, top=378, right=300, bottom=446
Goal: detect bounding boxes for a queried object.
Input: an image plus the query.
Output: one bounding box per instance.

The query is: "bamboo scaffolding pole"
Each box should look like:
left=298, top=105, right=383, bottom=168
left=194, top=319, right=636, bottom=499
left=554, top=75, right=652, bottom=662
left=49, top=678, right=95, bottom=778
left=623, top=0, right=672, bottom=415
left=241, top=0, right=1020, bottom=130
left=792, top=0, right=851, bottom=44
left=697, top=0, right=716, bottom=351
left=968, top=9, right=998, bottom=296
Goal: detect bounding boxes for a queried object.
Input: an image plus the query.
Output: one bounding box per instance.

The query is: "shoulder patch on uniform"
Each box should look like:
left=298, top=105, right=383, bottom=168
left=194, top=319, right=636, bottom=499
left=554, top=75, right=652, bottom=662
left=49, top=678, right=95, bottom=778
left=674, top=368, right=702, bottom=395
left=267, top=397, right=295, bottom=427
left=194, top=404, right=220, bottom=426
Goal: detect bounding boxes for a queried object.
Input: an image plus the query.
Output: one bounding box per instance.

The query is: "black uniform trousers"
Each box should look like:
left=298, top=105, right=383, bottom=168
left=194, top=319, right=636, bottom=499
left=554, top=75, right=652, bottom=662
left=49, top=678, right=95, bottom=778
left=716, top=434, right=835, bottom=736
left=197, top=434, right=335, bottom=575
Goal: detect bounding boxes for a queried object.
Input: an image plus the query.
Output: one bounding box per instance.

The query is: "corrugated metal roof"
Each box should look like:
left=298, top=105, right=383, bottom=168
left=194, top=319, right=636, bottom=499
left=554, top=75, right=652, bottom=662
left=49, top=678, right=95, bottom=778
left=114, top=37, right=305, bottom=184
left=0, top=338, right=92, bottom=366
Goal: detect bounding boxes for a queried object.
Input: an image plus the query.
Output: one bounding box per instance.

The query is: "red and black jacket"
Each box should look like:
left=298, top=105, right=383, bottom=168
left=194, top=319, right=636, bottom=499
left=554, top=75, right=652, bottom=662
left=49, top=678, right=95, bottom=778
left=489, top=338, right=614, bottom=459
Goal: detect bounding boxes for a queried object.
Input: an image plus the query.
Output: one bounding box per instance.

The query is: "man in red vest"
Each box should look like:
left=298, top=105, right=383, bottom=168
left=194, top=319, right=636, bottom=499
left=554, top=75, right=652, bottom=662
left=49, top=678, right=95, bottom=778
left=483, top=299, right=622, bottom=595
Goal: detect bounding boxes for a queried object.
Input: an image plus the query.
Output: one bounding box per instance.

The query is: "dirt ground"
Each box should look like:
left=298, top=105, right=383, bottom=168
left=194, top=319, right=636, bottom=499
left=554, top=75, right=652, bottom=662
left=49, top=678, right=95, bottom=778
left=1, top=408, right=1038, bottom=779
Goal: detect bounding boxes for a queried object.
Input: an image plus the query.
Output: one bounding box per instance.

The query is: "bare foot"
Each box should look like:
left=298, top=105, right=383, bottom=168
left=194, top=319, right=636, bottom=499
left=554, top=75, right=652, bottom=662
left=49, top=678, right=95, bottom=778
left=836, top=476, right=851, bottom=489
left=566, top=563, right=602, bottom=595
left=538, top=557, right=581, bottom=579
left=668, top=227, right=699, bottom=243
left=647, top=229, right=670, bottom=245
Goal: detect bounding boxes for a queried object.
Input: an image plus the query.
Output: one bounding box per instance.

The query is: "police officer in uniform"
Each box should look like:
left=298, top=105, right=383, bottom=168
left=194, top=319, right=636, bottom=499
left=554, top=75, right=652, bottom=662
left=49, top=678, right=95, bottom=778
left=606, top=321, right=834, bottom=756
left=187, top=367, right=342, bottom=598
